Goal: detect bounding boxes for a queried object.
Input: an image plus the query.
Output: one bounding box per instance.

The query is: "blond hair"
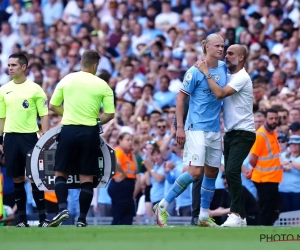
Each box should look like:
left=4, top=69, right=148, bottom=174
left=201, top=33, right=224, bottom=55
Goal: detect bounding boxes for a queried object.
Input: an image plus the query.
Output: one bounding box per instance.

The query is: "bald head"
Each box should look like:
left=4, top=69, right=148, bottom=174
left=225, top=44, right=248, bottom=73
left=228, top=44, right=248, bottom=62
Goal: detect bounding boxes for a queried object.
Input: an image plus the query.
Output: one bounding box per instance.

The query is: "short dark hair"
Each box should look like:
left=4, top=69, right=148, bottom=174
left=265, top=108, right=278, bottom=116
left=125, top=63, right=134, bottom=68
left=142, top=83, right=154, bottom=92
left=9, top=53, right=28, bottom=69
left=81, top=50, right=100, bottom=68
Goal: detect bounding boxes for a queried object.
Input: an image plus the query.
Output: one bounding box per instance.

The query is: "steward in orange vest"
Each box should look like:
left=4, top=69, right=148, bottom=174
left=249, top=109, right=282, bottom=226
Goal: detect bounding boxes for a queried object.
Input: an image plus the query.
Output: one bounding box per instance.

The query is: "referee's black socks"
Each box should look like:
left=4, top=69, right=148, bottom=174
left=14, top=182, right=27, bottom=222
left=31, top=183, right=46, bottom=222
left=78, top=182, right=94, bottom=223
left=54, top=176, right=68, bottom=212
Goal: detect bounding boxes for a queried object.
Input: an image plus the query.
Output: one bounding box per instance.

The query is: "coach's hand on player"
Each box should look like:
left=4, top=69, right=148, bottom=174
left=176, top=127, right=186, bottom=145
left=194, top=60, right=209, bottom=75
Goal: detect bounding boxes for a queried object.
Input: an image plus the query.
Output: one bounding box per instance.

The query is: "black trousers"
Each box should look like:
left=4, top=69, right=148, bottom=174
left=191, top=174, right=203, bottom=218
left=224, top=130, right=256, bottom=218
left=108, top=178, right=135, bottom=225
left=254, top=182, right=281, bottom=226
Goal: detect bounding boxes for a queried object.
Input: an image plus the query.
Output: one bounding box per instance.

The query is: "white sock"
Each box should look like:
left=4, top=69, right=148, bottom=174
left=158, top=199, right=169, bottom=211
left=199, top=207, right=209, bottom=220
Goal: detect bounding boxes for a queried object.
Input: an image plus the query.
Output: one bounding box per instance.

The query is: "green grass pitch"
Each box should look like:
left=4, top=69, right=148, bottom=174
left=1, top=226, right=300, bottom=250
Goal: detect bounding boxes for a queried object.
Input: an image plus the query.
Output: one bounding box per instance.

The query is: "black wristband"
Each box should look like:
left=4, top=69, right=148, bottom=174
left=0, top=135, right=3, bottom=145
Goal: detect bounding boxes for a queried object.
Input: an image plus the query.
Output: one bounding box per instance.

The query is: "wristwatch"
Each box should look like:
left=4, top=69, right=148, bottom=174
left=205, top=73, right=212, bottom=79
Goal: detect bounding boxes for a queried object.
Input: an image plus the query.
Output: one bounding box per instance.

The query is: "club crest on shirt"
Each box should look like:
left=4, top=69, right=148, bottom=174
left=22, top=100, right=29, bottom=109
left=192, top=154, right=199, bottom=162
left=214, top=74, right=220, bottom=81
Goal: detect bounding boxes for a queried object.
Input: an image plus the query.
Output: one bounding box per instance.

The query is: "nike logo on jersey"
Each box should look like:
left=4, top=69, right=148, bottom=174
left=6, top=91, right=12, bottom=94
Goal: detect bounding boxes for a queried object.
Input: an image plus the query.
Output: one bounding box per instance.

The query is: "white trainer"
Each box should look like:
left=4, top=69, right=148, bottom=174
left=241, top=218, right=247, bottom=227
left=221, top=214, right=242, bottom=227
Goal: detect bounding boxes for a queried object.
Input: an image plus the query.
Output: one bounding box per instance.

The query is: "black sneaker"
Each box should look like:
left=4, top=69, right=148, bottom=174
left=38, top=219, right=51, bottom=227
left=77, top=221, right=87, bottom=227
left=48, top=209, right=69, bottom=227
left=15, top=221, right=30, bottom=227
left=191, top=217, right=199, bottom=226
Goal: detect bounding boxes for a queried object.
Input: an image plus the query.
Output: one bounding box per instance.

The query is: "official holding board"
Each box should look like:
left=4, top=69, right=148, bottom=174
left=0, top=53, right=50, bottom=227
left=48, top=50, right=115, bottom=227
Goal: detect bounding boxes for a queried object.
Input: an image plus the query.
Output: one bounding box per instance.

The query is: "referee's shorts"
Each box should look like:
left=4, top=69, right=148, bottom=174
left=54, top=125, right=100, bottom=176
left=4, top=133, right=38, bottom=178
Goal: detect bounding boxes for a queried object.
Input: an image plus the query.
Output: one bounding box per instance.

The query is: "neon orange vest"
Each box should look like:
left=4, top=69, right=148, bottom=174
left=251, top=126, right=282, bottom=183
left=113, top=146, right=136, bottom=179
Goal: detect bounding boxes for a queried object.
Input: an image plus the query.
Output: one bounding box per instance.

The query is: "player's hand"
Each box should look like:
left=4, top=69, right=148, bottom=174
left=244, top=169, right=253, bottom=179
left=176, top=127, right=186, bottom=146
left=194, top=59, right=209, bottom=75
left=93, top=204, right=99, bottom=213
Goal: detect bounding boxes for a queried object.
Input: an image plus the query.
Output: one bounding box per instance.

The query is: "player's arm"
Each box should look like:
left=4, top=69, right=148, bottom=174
left=195, top=61, right=236, bottom=99
left=176, top=91, right=188, bottom=130
left=100, top=84, right=115, bottom=125
left=49, top=78, right=65, bottom=116
left=35, top=88, right=50, bottom=133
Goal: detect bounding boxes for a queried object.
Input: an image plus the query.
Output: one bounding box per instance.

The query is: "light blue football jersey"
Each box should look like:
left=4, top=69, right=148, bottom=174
left=180, top=61, right=227, bottom=132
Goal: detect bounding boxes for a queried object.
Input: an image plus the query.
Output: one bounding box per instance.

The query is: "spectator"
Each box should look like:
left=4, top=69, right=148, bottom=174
left=279, top=135, right=300, bottom=212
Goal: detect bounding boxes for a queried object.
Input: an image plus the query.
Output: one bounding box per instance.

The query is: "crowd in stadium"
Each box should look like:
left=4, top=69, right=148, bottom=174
left=0, top=0, right=300, bottom=226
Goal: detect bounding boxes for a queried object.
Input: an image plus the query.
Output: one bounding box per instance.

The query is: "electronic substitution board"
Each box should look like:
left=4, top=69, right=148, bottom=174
left=26, top=125, right=117, bottom=191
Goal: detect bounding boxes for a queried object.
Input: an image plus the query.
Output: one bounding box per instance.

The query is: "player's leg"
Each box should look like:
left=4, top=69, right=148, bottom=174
left=48, top=126, right=77, bottom=227
left=4, top=133, right=29, bottom=227
left=76, top=125, right=100, bottom=227
left=221, top=131, right=255, bottom=227
left=21, top=133, right=49, bottom=227
left=77, top=174, right=94, bottom=227
left=198, top=132, right=222, bottom=227
left=153, top=130, right=204, bottom=227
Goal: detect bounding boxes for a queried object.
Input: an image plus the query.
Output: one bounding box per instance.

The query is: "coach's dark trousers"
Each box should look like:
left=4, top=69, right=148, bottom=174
left=224, top=130, right=256, bottom=218
left=108, top=178, right=135, bottom=225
